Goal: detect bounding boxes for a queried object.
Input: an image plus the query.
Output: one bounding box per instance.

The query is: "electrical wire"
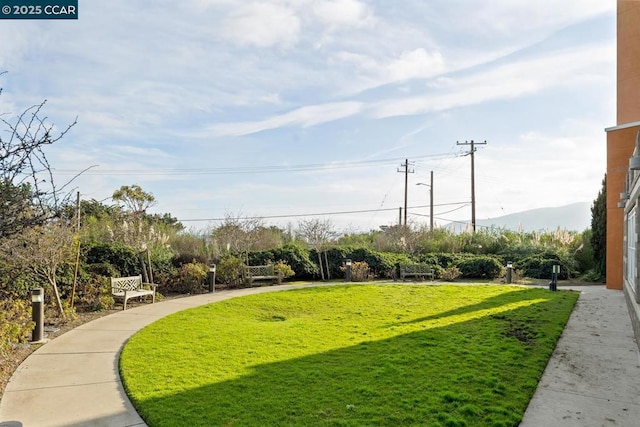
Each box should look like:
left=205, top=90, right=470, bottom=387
left=178, top=202, right=469, bottom=222
left=52, top=152, right=461, bottom=176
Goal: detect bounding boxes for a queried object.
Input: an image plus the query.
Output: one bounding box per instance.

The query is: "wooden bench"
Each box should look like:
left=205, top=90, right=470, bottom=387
left=245, top=265, right=282, bottom=286
left=111, top=275, right=157, bottom=310
left=399, top=264, right=434, bottom=281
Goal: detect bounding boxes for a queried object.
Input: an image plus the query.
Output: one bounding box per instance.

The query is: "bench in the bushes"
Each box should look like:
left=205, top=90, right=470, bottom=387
left=111, top=275, right=157, bottom=310
left=399, top=264, right=434, bottom=281
left=245, top=265, right=282, bottom=286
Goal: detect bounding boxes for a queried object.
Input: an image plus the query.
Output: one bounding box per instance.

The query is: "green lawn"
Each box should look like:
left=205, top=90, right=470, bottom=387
left=120, top=284, right=578, bottom=427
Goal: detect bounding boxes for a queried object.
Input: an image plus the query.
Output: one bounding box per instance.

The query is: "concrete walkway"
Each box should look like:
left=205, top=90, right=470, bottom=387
left=0, top=284, right=639, bottom=426
left=521, top=285, right=640, bottom=426
left=0, top=284, right=316, bottom=427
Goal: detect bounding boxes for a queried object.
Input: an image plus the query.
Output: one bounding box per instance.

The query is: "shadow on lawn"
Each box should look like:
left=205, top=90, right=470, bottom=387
left=390, top=286, right=560, bottom=328
left=128, top=288, right=578, bottom=427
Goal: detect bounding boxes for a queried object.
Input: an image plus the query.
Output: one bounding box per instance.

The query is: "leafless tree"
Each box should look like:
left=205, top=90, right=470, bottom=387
left=0, top=75, right=77, bottom=239
left=0, top=220, right=75, bottom=318
left=297, top=218, right=336, bottom=280
left=212, top=213, right=269, bottom=262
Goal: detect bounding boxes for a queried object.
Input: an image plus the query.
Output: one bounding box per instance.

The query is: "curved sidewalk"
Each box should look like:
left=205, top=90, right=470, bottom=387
left=1, top=284, right=639, bottom=426
left=0, top=284, right=315, bottom=427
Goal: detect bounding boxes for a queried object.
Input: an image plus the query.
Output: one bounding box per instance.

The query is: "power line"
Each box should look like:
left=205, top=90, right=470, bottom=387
left=178, top=202, right=469, bottom=222
left=52, top=152, right=460, bottom=176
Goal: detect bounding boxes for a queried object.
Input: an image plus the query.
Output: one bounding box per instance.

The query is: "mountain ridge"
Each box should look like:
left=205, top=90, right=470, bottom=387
left=444, top=202, right=591, bottom=232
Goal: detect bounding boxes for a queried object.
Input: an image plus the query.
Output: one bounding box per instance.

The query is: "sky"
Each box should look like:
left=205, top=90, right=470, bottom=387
left=0, top=0, right=616, bottom=234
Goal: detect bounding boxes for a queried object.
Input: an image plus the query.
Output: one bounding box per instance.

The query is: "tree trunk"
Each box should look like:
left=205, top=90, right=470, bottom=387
left=317, top=250, right=325, bottom=281
left=70, top=240, right=81, bottom=308
left=49, top=275, right=66, bottom=319
left=324, top=250, right=331, bottom=280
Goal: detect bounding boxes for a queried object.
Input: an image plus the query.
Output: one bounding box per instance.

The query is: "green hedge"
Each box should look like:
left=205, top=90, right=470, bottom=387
left=515, top=253, right=571, bottom=280
left=248, top=244, right=318, bottom=279
left=456, top=255, right=504, bottom=279
left=85, top=243, right=139, bottom=277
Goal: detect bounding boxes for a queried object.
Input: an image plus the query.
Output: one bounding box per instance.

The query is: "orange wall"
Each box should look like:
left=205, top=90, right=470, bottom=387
left=607, top=126, right=639, bottom=289
left=607, top=1, right=640, bottom=289
left=618, top=1, right=640, bottom=124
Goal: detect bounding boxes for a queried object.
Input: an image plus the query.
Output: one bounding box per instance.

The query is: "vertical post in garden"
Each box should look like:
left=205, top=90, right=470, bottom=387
left=208, top=264, right=216, bottom=293
left=345, top=259, right=352, bottom=282
left=550, top=265, right=560, bottom=291
left=31, top=288, right=44, bottom=342
left=430, top=170, right=434, bottom=232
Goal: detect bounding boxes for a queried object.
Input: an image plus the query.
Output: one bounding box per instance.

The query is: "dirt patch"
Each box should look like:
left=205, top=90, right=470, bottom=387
left=505, top=325, right=538, bottom=345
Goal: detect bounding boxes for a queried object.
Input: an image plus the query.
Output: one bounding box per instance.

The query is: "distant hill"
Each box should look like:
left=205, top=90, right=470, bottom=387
left=445, top=202, right=592, bottom=233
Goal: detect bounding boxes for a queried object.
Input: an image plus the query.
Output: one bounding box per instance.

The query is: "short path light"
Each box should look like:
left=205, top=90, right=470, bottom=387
left=208, top=264, right=216, bottom=293
left=549, top=265, right=560, bottom=292
left=506, top=261, right=513, bottom=284
left=345, top=259, right=352, bottom=282
left=31, top=288, right=45, bottom=343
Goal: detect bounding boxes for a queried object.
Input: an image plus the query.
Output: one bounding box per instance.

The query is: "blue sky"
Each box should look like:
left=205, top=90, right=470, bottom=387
left=0, top=0, right=615, bottom=233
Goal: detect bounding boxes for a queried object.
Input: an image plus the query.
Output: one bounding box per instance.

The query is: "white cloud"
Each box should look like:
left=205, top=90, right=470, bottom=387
left=200, top=101, right=363, bottom=137
left=220, top=2, right=301, bottom=48
left=313, top=0, right=373, bottom=28
left=200, top=40, right=612, bottom=138
left=386, top=48, right=445, bottom=82
left=372, top=43, right=614, bottom=119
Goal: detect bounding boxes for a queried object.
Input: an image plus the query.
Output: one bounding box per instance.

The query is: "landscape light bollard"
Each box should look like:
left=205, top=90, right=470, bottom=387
left=208, top=264, right=216, bottom=293
left=549, top=265, right=560, bottom=292
left=506, top=261, right=513, bottom=284
left=345, top=259, right=352, bottom=282
left=31, top=287, right=44, bottom=342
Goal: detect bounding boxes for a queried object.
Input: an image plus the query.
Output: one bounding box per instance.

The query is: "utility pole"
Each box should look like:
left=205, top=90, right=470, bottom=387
left=397, top=159, right=414, bottom=227
left=76, top=191, right=81, bottom=231
left=457, top=140, right=487, bottom=232
left=416, top=170, right=434, bottom=232
left=430, top=170, right=434, bottom=232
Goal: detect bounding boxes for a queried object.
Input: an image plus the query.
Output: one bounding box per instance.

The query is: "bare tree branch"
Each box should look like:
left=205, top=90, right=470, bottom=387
left=0, top=75, right=79, bottom=238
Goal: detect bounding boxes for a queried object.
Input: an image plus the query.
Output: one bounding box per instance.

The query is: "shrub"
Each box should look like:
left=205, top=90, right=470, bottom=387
left=172, top=253, right=208, bottom=267
left=350, top=261, right=372, bottom=282
left=273, top=260, right=295, bottom=281
left=516, top=252, right=572, bottom=280
left=177, top=262, right=208, bottom=294
left=217, top=256, right=245, bottom=288
left=457, top=255, right=504, bottom=279
left=85, top=243, right=139, bottom=276
left=441, top=266, right=462, bottom=282
left=155, top=261, right=208, bottom=294
left=0, top=296, right=33, bottom=356
left=74, top=274, right=112, bottom=311
left=581, top=269, right=605, bottom=283
left=85, top=262, right=119, bottom=278
left=340, top=260, right=372, bottom=281
left=98, top=294, right=115, bottom=310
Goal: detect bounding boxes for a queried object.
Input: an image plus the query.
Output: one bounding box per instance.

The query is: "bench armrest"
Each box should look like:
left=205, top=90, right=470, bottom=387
left=141, top=282, right=158, bottom=291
